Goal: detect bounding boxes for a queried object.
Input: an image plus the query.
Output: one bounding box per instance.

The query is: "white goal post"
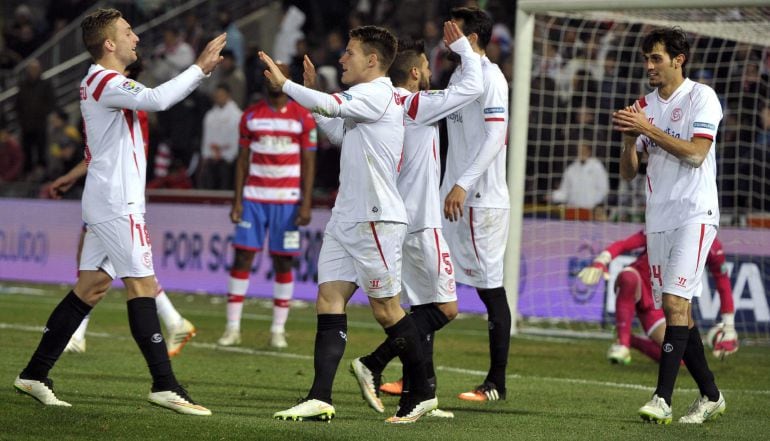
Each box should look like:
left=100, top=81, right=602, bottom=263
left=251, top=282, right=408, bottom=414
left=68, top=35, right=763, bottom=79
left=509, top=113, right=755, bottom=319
left=506, top=0, right=770, bottom=336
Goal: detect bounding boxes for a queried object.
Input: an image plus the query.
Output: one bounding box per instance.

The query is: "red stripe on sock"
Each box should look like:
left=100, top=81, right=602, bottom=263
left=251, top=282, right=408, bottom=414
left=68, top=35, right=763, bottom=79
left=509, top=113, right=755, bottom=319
left=227, top=294, right=245, bottom=303
left=275, top=271, right=293, bottom=283
left=274, top=299, right=290, bottom=308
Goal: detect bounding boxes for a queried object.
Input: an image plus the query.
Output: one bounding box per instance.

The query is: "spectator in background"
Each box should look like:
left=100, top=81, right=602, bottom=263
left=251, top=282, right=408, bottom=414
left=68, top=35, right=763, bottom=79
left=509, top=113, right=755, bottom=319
left=46, top=109, right=83, bottom=181
left=199, top=84, right=242, bottom=190
left=205, top=49, right=246, bottom=108
left=548, top=140, right=609, bottom=211
left=218, top=11, right=244, bottom=67
left=273, top=5, right=306, bottom=65
left=0, top=121, right=24, bottom=185
left=151, top=27, right=195, bottom=84
left=3, top=4, right=44, bottom=59
left=0, top=35, right=22, bottom=70
left=15, top=58, right=55, bottom=178
left=181, top=12, right=205, bottom=55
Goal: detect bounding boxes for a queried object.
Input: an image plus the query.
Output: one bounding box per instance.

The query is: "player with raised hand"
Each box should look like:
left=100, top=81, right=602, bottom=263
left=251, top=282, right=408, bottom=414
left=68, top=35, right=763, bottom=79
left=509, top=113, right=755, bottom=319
left=348, top=21, right=482, bottom=418
left=13, top=8, right=225, bottom=415
left=261, top=26, right=436, bottom=424
left=439, top=7, right=511, bottom=403
left=578, top=232, right=736, bottom=365
left=613, top=26, right=725, bottom=424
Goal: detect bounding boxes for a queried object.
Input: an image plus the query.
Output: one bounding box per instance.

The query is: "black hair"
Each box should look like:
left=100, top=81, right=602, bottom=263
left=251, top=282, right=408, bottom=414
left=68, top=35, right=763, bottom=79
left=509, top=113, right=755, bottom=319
left=388, top=39, right=425, bottom=87
left=641, top=27, right=691, bottom=76
left=450, top=7, right=493, bottom=50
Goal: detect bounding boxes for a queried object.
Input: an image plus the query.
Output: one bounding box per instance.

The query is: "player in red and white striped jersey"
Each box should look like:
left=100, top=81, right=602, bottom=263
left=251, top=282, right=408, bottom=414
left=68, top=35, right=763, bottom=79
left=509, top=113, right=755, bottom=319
left=614, top=26, right=725, bottom=424
left=14, top=8, right=225, bottom=416
left=578, top=231, right=737, bottom=365
left=217, top=62, right=317, bottom=350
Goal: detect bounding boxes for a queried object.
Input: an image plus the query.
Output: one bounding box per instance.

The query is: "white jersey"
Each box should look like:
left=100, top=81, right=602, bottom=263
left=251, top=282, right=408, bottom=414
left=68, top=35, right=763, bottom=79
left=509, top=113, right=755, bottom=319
left=441, top=55, right=509, bottom=209
left=635, top=78, right=722, bottom=233
left=551, top=157, right=609, bottom=209
left=397, top=37, right=482, bottom=233
left=284, top=77, right=406, bottom=223
left=79, top=63, right=206, bottom=224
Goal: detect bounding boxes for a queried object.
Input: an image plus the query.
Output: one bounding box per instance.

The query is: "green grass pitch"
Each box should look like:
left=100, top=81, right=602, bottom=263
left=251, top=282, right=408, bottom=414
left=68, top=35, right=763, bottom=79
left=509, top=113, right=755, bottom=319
left=1, top=282, right=768, bottom=441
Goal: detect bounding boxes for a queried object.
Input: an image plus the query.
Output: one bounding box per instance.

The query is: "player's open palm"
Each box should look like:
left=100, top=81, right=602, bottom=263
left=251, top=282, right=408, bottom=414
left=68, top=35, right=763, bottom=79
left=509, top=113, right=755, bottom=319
left=443, top=20, right=464, bottom=47
left=195, top=33, right=227, bottom=75
left=302, top=55, right=317, bottom=89
left=259, top=51, right=288, bottom=89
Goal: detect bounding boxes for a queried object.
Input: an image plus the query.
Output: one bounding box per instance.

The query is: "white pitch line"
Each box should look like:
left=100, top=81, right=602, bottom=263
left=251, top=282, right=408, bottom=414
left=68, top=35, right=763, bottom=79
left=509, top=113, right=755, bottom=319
left=3, top=322, right=769, bottom=396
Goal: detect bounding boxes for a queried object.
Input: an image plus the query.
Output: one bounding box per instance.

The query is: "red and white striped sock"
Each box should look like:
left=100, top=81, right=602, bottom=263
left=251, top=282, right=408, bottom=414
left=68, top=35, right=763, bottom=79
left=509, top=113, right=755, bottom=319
left=226, top=269, right=249, bottom=330
left=271, top=271, right=293, bottom=334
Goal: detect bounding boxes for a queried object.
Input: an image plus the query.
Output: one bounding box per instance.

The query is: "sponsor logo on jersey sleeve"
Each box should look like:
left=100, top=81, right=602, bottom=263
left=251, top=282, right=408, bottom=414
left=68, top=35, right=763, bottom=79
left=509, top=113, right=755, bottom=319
left=483, top=107, right=505, bottom=114
left=118, top=80, right=144, bottom=95
left=693, top=121, right=716, bottom=130
left=420, top=90, right=445, bottom=96
left=340, top=92, right=353, bottom=101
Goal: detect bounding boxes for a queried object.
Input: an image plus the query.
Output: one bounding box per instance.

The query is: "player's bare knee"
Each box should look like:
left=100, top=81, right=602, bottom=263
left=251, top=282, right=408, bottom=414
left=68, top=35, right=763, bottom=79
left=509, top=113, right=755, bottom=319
left=316, top=283, right=348, bottom=314
left=124, top=275, right=158, bottom=299
left=662, top=294, right=689, bottom=325
left=437, top=301, right=458, bottom=321
left=369, top=296, right=404, bottom=327
left=272, top=255, right=293, bottom=274
left=233, top=249, right=256, bottom=271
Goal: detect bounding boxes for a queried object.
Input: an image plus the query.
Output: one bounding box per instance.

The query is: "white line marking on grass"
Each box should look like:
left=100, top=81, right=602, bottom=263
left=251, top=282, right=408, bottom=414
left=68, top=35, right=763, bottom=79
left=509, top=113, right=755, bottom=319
left=3, top=322, right=768, bottom=397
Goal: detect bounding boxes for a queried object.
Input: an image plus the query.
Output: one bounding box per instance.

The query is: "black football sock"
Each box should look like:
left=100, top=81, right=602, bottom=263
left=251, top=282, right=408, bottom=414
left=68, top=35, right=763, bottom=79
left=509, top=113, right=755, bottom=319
left=424, top=332, right=436, bottom=382
left=307, top=314, right=347, bottom=404
left=411, top=303, right=450, bottom=381
left=478, top=287, right=511, bottom=391
left=654, top=325, right=689, bottom=406
left=386, top=315, right=431, bottom=398
left=127, top=297, right=177, bottom=391
left=22, top=291, right=92, bottom=380
left=682, top=326, right=720, bottom=401
left=361, top=337, right=398, bottom=374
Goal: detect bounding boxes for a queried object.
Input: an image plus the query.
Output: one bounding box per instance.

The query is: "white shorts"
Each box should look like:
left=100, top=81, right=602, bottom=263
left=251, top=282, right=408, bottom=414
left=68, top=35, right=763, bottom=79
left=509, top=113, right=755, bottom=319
left=442, top=207, right=509, bottom=288
left=647, top=223, right=717, bottom=308
left=79, top=214, right=155, bottom=279
left=317, top=219, right=407, bottom=298
left=402, top=228, right=457, bottom=306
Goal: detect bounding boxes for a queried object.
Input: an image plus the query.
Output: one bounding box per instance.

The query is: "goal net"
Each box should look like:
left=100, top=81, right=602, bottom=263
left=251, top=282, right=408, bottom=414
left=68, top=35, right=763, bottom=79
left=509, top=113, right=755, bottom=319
left=507, top=1, right=770, bottom=345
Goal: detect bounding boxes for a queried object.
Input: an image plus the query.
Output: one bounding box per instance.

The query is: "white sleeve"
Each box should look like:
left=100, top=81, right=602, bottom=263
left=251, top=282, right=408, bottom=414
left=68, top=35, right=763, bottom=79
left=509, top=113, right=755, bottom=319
left=313, top=114, right=344, bottom=145
left=454, top=73, right=509, bottom=191
left=403, top=38, right=483, bottom=125
left=98, top=65, right=206, bottom=112
left=283, top=80, right=393, bottom=123
left=690, top=84, right=723, bottom=141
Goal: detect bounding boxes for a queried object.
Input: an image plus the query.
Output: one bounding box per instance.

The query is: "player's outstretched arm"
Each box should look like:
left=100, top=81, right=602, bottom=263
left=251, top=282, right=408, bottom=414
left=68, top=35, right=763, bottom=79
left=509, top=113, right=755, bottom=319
left=49, top=159, right=87, bottom=199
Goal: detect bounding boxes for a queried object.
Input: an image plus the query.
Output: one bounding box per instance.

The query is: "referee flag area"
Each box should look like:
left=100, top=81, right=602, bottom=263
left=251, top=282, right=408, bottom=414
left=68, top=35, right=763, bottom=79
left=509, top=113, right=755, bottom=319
left=1, top=284, right=769, bottom=440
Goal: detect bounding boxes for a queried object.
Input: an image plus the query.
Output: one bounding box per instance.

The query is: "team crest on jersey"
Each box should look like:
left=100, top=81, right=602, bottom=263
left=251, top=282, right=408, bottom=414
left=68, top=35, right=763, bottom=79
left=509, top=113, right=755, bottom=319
left=671, top=108, right=682, bottom=121
left=118, top=79, right=143, bottom=95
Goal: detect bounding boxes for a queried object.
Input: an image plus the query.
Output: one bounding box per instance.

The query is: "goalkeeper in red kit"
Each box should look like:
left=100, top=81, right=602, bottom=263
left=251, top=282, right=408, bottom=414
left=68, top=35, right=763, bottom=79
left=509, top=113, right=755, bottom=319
left=578, top=231, right=738, bottom=364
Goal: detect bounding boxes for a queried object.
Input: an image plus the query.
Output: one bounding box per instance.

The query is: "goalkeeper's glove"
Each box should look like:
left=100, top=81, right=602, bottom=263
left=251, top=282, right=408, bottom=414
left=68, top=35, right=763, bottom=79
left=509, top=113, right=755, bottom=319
left=577, top=250, right=612, bottom=286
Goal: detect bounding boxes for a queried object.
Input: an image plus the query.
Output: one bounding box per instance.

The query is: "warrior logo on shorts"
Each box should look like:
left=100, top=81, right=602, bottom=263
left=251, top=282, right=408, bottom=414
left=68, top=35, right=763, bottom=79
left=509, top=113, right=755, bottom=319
left=671, top=108, right=682, bottom=121
left=151, top=333, right=163, bottom=343
left=369, top=279, right=382, bottom=290
left=663, top=343, right=674, bottom=353
left=675, top=276, right=687, bottom=288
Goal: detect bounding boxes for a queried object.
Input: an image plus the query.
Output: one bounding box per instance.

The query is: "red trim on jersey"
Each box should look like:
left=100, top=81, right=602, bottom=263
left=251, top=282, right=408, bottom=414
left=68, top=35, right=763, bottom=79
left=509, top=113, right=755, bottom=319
left=407, top=93, right=420, bottom=120
left=246, top=175, right=301, bottom=188
left=484, top=117, right=505, bottom=122
left=397, top=145, right=404, bottom=172
left=93, top=72, right=118, bottom=101
left=229, top=269, right=250, bottom=280
left=251, top=153, right=301, bottom=166
left=370, top=222, right=389, bottom=270
left=332, top=94, right=342, bottom=104
left=82, top=119, right=92, bottom=165
left=432, top=139, right=437, bottom=161
left=129, top=214, right=135, bottom=244
left=695, top=224, right=706, bottom=271
left=693, top=133, right=714, bottom=141
left=433, top=228, right=441, bottom=276
left=646, top=175, right=652, bottom=193
left=86, top=69, right=105, bottom=86
left=469, top=208, right=480, bottom=262
left=638, top=96, right=647, bottom=108
left=275, top=271, right=293, bottom=283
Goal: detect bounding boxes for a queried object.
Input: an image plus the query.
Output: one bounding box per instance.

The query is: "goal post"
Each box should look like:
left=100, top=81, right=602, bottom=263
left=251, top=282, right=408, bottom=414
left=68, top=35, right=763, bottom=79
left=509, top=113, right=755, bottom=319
left=506, top=0, right=770, bottom=340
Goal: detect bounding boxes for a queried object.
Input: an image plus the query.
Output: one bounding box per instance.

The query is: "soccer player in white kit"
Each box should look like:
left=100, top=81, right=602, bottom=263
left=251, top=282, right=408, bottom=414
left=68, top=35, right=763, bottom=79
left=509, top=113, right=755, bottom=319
left=13, top=8, right=226, bottom=416
left=613, top=27, right=725, bottom=424
left=440, top=7, right=511, bottom=402
left=348, top=22, right=482, bottom=417
left=260, top=26, right=436, bottom=424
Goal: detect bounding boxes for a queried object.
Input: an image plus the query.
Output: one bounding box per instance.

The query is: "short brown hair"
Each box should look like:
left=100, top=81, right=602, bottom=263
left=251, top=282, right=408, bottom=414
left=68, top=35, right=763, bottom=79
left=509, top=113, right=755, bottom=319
left=388, top=39, right=425, bottom=87
left=349, top=26, right=397, bottom=71
left=81, top=8, right=122, bottom=60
